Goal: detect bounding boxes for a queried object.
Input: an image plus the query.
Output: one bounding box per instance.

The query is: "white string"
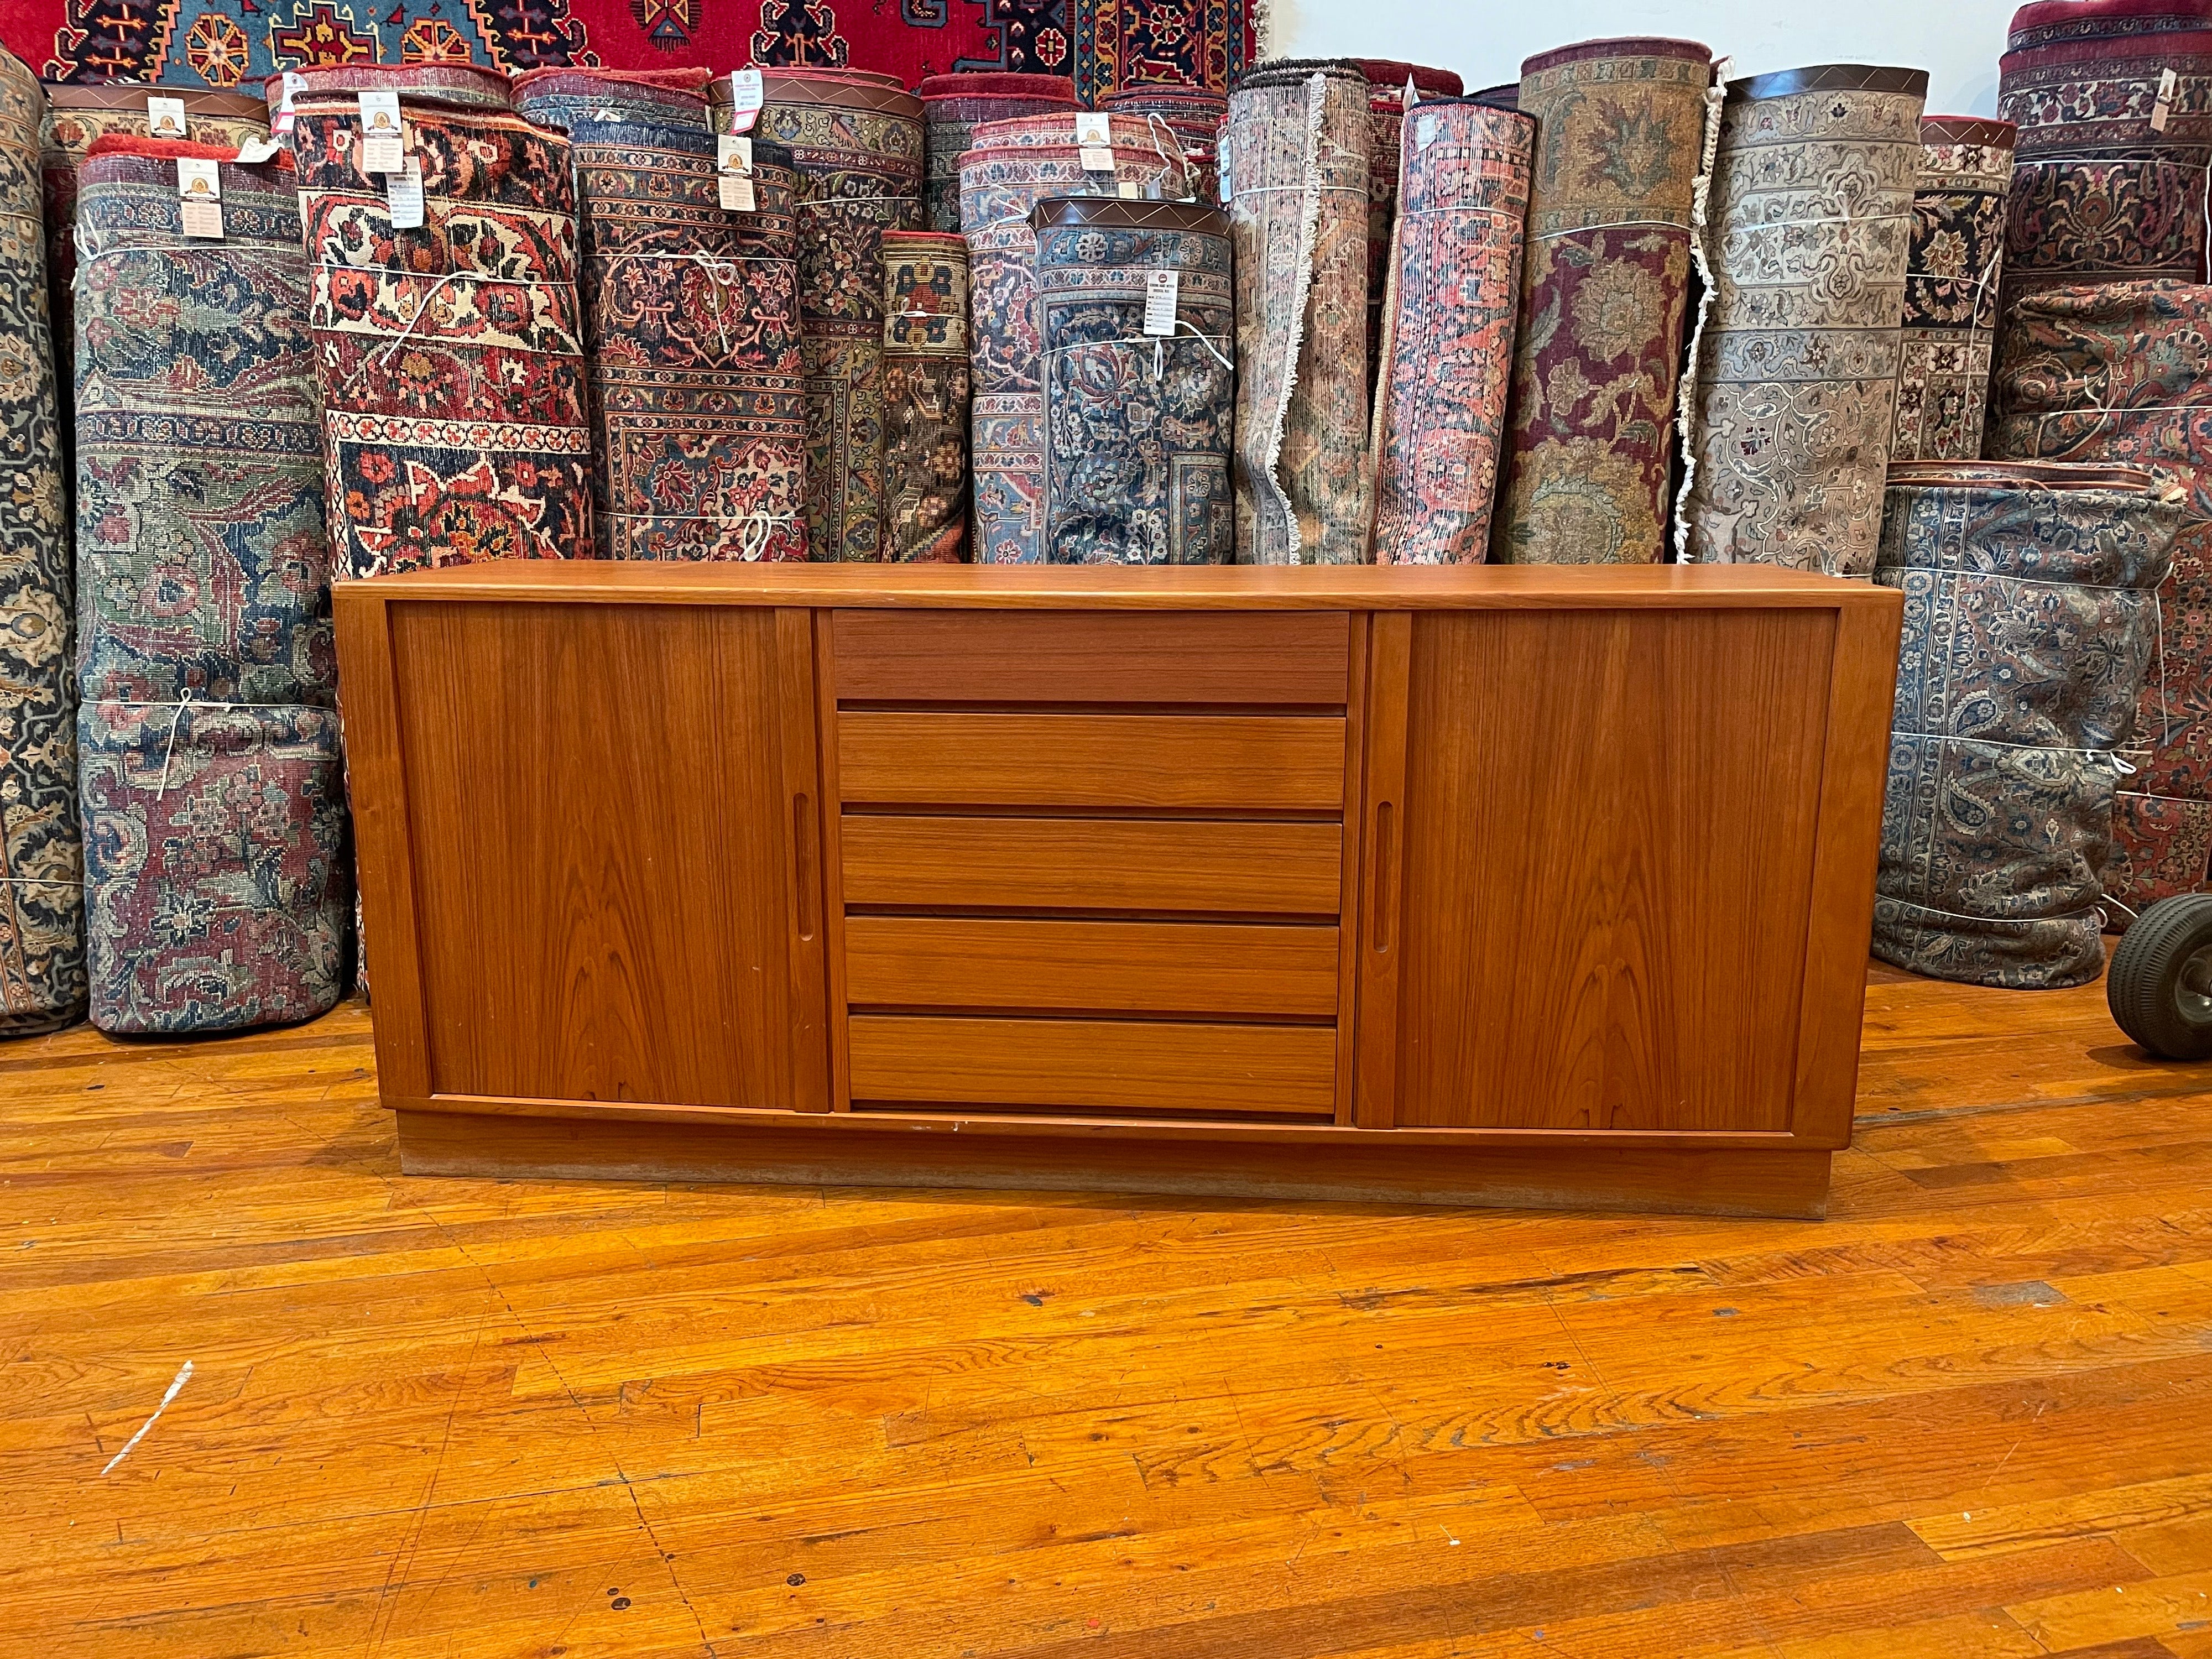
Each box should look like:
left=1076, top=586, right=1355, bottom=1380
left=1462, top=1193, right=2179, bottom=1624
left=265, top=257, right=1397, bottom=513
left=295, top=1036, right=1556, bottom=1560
left=1883, top=892, right=2107, bottom=927
left=1141, top=113, right=1195, bottom=197
left=373, top=270, right=467, bottom=364
left=1041, top=324, right=1233, bottom=376
left=1898, top=728, right=2134, bottom=767
left=596, top=248, right=772, bottom=354
left=1398, top=204, right=1520, bottom=221
left=2016, top=151, right=2212, bottom=280
left=1726, top=211, right=1913, bottom=231
left=606, top=508, right=799, bottom=561
left=1233, top=182, right=1367, bottom=199
left=149, top=694, right=243, bottom=800
left=1532, top=216, right=1689, bottom=242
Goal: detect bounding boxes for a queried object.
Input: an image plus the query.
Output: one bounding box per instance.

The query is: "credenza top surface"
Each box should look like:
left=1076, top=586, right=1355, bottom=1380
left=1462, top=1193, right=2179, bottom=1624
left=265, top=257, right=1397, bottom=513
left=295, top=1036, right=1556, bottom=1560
left=335, top=562, right=1901, bottom=613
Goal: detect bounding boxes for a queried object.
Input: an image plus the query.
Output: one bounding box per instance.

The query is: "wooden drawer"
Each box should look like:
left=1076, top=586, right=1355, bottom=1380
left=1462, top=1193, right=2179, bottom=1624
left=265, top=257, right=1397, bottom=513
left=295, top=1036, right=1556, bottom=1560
left=840, top=816, right=1345, bottom=914
left=837, top=713, right=1346, bottom=811
left=848, top=1015, right=1337, bottom=1118
left=832, top=609, right=1352, bottom=705
left=846, top=917, right=1340, bottom=1017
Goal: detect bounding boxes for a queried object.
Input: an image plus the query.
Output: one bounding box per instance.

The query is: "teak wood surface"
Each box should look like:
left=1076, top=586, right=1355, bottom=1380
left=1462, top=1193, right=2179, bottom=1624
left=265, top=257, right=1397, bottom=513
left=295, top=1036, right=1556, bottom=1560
left=334, top=565, right=1901, bottom=1217
left=9, top=964, right=2212, bottom=1656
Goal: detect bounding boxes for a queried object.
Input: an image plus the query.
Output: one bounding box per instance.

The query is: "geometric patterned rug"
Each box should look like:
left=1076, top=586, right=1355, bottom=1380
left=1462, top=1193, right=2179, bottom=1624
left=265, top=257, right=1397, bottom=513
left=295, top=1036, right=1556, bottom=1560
left=18, top=0, right=1256, bottom=102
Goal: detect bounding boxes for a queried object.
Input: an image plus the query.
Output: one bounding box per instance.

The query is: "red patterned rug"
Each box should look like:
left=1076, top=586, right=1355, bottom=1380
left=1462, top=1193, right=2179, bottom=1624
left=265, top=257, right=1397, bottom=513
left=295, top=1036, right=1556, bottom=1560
left=16, top=0, right=1255, bottom=102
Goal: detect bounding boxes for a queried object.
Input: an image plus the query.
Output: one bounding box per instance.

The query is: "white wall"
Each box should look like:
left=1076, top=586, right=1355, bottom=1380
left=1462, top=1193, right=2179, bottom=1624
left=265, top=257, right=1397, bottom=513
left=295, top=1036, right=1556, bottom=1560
left=1272, top=0, right=2014, bottom=118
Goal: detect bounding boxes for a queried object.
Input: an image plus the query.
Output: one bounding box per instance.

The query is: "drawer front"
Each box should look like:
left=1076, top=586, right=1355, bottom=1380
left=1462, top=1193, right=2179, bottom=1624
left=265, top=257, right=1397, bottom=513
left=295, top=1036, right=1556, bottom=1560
left=840, top=816, right=1345, bottom=914
left=837, top=713, right=1347, bottom=811
left=846, top=917, right=1340, bottom=1017
left=833, top=609, right=1352, bottom=706
left=848, top=1015, right=1338, bottom=1118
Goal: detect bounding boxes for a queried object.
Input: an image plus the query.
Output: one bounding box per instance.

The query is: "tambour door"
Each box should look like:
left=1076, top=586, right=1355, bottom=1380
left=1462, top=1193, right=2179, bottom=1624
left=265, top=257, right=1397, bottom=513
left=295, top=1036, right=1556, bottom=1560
left=824, top=608, right=1366, bottom=1121
left=374, top=601, right=828, bottom=1112
left=1355, top=602, right=1894, bottom=1141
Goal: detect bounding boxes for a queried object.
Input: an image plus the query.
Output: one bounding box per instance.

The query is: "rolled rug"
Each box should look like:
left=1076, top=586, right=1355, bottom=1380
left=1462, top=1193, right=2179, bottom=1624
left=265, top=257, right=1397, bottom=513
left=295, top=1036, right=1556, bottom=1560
left=1370, top=97, right=1535, bottom=564
left=73, top=136, right=347, bottom=1033
left=1101, top=85, right=1228, bottom=203
left=1491, top=37, right=1713, bottom=565
left=1874, top=460, right=2183, bottom=988
left=1989, top=279, right=2212, bottom=917
left=959, top=112, right=1194, bottom=564
left=880, top=229, right=971, bottom=562
left=1030, top=196, right=1235, bottom=564
left=1352, top=60, right=1463, bottom=390
left=1892, top=116, right=2017, bottom=462
left=715, top=69, right=923, bottom=562
left=40, top=85, right=268, bottom=469
left=291, top=63, right=594, bottom=576
left=1683, top=65, right=1928, bottom=576
left=1469, top=84, right=1521, bottom=112
left=1999, top=0, right=2212, bottom=307
left=1225, top=59, right=1372, bottom=565
left=517, top=68, right=808, bottom=561
left=919, top=72, right=1078, bottom=233
left=0, top=49, right=82, bottom=1034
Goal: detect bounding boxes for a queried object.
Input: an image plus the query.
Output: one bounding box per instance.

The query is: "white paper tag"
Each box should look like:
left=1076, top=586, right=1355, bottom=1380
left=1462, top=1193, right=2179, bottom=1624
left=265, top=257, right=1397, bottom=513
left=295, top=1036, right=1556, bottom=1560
left=717, top=134, right=753, bottom=173
left=181, top=198, right=224, bottom=239
left=1074, top=112, right=1112, bottom=147
left=1117, top=179, right=1140, bottom=199
left=1217, top=129, right=1231, bottom=203
left=728, top=68, right=763, bottom=134
left=147, top=96, right=189, bottom=139
left=272, top=70, right=305, bottom=135
left=1141, top=268, right=1179, bottom=337
left=719, top=171, right=756, bottom=211
left=176, top=156, right=222, bottom=198
left=358, top=90, right=404, bottom=172
left=2155, top=66, right=2178, bottom=131
left=1079, top=144, right=1114, bottom=173
left=234, top=135, right=282, bottom=165
left=386, top=157, right=424, bottom=229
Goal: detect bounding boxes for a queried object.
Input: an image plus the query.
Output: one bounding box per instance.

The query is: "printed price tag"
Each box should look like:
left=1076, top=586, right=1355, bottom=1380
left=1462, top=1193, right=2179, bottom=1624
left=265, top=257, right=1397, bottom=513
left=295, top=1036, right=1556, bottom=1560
left=358, top=90, right=404, bottom=173
left=2156, top=66, right=2179, bottom=132
left=728, top=69, right=763, bottom=134
left=386, top=156, right=425, bottom=229
left=234, top=135, right=282, bottom=165
left=178, top=159, right=222, bottom=237
left=1141, top=268, right=1179, bottom=337
left=1074, top=112, right=1112, bottom=147
left=717, top=134, right=756, bottom=209
left=147, top=96, right=189, bottom=139
left=1079, top=144, right=1114, bottom=173
left=1217, top=129, right=1232, bottom=202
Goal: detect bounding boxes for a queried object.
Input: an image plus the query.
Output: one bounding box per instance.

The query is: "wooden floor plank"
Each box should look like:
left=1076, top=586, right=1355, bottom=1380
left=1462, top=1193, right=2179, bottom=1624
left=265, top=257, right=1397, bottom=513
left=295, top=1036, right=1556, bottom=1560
left=3, top=963, right=2211, bottom=1655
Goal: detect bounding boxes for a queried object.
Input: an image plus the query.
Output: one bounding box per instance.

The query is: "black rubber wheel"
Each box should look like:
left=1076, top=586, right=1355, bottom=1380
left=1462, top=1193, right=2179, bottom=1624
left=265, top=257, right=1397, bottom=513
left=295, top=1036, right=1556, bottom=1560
left=2108, top=894, right=2212, bottom=1061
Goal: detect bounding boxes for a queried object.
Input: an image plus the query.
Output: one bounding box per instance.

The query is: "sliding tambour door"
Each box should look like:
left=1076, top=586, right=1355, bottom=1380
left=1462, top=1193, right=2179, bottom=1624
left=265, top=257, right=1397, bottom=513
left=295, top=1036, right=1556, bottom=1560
left=825, top=609, right=1365, bottom=1121
left=382, top=601, right=827, bottom=1112
left=1358, top=604, right=1850, bottom=1136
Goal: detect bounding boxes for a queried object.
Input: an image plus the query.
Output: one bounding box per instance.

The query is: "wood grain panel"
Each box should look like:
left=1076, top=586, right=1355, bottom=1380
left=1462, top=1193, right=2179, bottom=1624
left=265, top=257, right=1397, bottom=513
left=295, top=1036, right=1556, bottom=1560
left=839, top=816, right=1344, bottom=914
left=847, top=1016, right=1338, bottom=1117
left=1389, top=608, right=1838, bottom=1134
left=399, top=1108, right=1829, bottom=1215
left=390, top=602, right=805, bottom=1110
left=837, top=713, right=1347, bottom=811
left=844, top=917, right=1340, bottom=1017
left=831, top=609, right=1352, bottom=704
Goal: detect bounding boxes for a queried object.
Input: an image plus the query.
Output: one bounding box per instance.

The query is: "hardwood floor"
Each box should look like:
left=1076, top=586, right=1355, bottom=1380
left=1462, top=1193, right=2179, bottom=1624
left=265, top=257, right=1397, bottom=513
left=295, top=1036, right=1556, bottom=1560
left=5, top=960, right=2212, bottom=1656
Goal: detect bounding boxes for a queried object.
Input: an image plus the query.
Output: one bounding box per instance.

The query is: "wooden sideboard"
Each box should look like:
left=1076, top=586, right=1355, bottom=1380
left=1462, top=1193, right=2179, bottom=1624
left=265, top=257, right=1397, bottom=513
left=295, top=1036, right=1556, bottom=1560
left=333, top=564, right=1902, bottom=1219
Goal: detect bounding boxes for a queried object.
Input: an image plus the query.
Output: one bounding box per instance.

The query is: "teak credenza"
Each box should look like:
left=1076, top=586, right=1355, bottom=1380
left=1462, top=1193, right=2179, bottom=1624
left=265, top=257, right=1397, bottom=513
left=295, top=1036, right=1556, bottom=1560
left=334, top=564, right=1903, bottom=1219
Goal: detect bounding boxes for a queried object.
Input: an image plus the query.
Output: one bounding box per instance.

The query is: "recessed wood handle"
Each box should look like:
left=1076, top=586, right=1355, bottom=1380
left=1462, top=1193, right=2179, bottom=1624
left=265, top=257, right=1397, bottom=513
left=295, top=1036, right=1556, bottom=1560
left=792, top=793, right=818, bottom=941
left=1369, top=799, right=1397, bottom=956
